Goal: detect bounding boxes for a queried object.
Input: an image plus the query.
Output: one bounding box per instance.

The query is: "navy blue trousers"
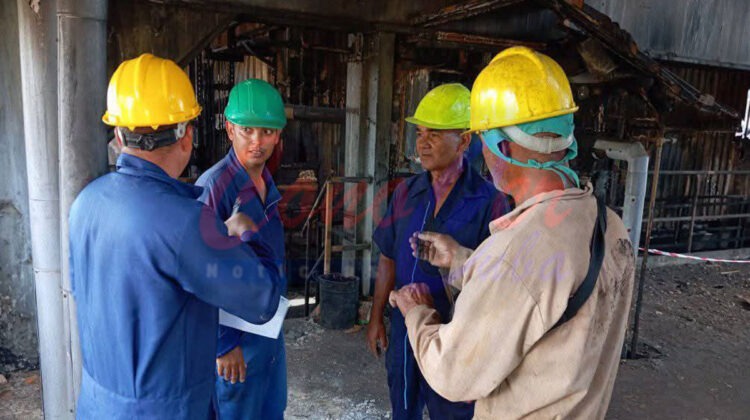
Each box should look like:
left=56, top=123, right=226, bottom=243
left=386, top=313, right=474, bottom=420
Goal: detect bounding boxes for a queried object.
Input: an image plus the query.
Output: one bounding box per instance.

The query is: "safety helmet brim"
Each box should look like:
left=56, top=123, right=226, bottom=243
left=405, top=116, right=468, bottom=131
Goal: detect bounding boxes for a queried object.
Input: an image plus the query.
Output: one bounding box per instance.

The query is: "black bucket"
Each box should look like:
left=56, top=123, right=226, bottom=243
left=317, top=273, right=359, bottom=329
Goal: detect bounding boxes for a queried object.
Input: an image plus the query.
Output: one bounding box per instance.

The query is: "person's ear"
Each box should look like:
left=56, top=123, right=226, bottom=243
left=114, top=128, right=123, bottom=147
left=179, top=124, right=193, bottom=152
left=225, top=120, right=235, bottom=142
left=457, top=132, right=472, bottom=153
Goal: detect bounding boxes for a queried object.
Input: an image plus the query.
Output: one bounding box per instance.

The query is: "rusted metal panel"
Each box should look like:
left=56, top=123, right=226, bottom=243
left=664, top=62, right=750, bottom=119
left=393, top=67, right=430, bottom=173
left=413, top=0, right=526, bottom=27
left=544, top=0, right=739, bottom=119
left=589, top=0, right=750, bottom=70
left=407, top=30, right=547, bottom=51
left=145, top=0, right=460, bottom=33
left=108, top=0, right=233, bottom=75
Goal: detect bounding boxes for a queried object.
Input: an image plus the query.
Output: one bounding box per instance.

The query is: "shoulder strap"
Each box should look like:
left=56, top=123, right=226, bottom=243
left=552, top=194, right=608, bottom=330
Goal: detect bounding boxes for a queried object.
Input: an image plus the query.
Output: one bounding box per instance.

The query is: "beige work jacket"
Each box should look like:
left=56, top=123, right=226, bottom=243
left=405, top=185, right=635, bottom=419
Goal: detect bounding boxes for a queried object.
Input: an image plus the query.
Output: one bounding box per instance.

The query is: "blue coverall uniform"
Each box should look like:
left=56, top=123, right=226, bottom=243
left=196, top=148, right=287, bottom=420
left=373, top=160, right=511, bottom=420
left=70, top=154, right=282, bottom=419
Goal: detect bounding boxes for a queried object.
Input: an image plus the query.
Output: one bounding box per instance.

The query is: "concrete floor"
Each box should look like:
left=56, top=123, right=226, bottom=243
left=2, top=262, right=749, bottom=419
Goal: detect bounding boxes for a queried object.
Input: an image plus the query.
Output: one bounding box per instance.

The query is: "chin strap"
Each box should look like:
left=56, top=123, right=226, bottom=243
left=118, top=121, right=188, bottom=151
left=481, top=127, right=580, bottom=188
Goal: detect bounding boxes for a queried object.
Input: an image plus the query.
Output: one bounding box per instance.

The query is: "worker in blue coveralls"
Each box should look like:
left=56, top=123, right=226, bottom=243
left=70, top=54, right=282, bottom=419
left=195, top=78, right=288, bottom=420
left=366, top=83, right=512, bottom=420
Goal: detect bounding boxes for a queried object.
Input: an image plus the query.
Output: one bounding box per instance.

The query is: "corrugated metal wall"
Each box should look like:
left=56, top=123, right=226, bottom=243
left=589, top=0, right=750, bottom=70
left=646, top=62, right=750, bottom=251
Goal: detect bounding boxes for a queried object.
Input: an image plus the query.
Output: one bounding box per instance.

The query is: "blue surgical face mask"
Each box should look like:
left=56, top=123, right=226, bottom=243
left=480, top=115, right=580, bottom=188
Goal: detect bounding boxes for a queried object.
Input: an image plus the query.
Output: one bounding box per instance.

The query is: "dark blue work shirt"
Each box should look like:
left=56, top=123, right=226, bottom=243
left=69, top=153, right=282, bottom=419
left=373, top=160, right=510, bottom=322
left=196, top=148, right=286, bottom=368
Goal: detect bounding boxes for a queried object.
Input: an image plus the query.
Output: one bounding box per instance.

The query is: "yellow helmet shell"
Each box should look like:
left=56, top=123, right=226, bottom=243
left=405, top=83, right=471, bottom=130
left=470, top=46, right=578, bottom=132
left=102, top=53, right=202, bottom=130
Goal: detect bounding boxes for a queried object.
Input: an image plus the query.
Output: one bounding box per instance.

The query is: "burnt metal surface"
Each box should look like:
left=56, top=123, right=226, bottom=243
left=590, top=0, right=750, bottom=70
left=406, top=31, right=546, bottom=51
left=108, top=0, right=233, bottom=75
left=412, top=0, right=526, bottom=27
left=543, top=0, right=739, bottom=119
left=145, top=0, right=461, bottom=33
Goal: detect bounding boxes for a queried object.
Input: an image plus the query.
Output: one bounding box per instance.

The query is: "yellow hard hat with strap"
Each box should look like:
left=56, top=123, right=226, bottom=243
left=470, top=46, right=578, bottom=132
left=102, top=53, right=202, bottom=130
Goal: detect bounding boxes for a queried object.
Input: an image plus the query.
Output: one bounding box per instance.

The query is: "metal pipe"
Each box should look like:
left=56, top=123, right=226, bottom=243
left=342, top=33, right=364, bottom=280
left=593, top=140, right=649, bottom=257
left=16, top=0, right=71, bottom=417
left=323, top=182, right=333, bottom=275
left=629, top=138, right=664, bottom=358
left=304, top=211, right=311, bottom=316
left=57, top=0, right=109, bottom=406
left=650, top=170, right=750, bottom=175
left=648, top=213, right=750, bottom=223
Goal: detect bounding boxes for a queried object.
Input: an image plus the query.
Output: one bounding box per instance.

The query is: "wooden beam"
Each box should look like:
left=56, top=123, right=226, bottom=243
left=413, top=0, right=527, bottom=28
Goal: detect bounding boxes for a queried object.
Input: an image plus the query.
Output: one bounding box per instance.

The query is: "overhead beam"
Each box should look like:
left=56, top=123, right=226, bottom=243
left=413, top=0, right=527, bottom=28
left=406, top=30, right=546, bottom=51
left=145, top=0, right=459, bottom=33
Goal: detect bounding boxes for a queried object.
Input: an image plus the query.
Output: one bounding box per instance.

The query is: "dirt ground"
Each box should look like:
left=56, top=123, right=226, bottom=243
left=2, top=262, right=749, bottom=419
left=607, top=262, right=750, bottom=420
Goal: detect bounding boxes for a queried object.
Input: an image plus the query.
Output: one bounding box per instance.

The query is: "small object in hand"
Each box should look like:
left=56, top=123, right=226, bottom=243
left=416, top=237, right=431, bottom=260
left=231, top=197, right=241, bottom=216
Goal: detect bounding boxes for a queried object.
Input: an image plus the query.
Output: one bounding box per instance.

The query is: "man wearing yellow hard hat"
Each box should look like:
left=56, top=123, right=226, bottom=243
left=367, top=83, right=511, bottom=420
left=390, top=47, right=635, bottom=418
left=69, top=53, right=282, bottom=419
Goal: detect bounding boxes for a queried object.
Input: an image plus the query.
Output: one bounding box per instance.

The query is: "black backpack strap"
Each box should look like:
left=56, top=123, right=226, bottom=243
left=552, top=194, right=608, bottom=330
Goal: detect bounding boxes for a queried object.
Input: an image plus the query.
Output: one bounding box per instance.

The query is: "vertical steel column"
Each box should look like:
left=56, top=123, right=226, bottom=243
left=362, top=32, right=395, bottom=296
left=629, top=138, right=664, bottom=358
left=57, top=0, right=109, bottom=406
left=342, top=34, right=364, bottom=278
left=342, top=33, right=394, bottom=294
left=16, top=0, right=71, bottom=417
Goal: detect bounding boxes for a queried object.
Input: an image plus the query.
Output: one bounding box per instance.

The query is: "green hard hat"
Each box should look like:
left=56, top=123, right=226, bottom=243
left=405, top=83, right=470, bottom=130
left=225, top=79, right=287, bottom=129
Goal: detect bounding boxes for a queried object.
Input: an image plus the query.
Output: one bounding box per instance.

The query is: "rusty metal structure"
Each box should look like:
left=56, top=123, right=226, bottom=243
left=6, top=0, right=750, bottom=415
left=140, top=0, right=750, bottom=260
left=134, top=0, right=750, bottom=362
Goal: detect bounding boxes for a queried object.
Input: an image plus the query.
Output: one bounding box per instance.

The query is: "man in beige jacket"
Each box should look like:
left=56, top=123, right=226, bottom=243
left=390, top=46, right=635, bottom=419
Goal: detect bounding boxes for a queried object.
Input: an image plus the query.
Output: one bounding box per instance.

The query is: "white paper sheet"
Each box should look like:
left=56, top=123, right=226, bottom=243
left=219, top=296, right=289, bottom=339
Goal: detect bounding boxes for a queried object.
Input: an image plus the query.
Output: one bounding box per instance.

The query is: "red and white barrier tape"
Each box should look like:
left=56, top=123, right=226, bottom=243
left=639, top=248, right=750, bottom=264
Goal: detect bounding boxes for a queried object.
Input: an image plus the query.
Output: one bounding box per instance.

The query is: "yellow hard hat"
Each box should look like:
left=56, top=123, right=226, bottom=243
left=470, top=46, right=578, bottom=132
left=102, top=53, right=202, bottom=130
left=405, top=83, right=470, bottom=130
